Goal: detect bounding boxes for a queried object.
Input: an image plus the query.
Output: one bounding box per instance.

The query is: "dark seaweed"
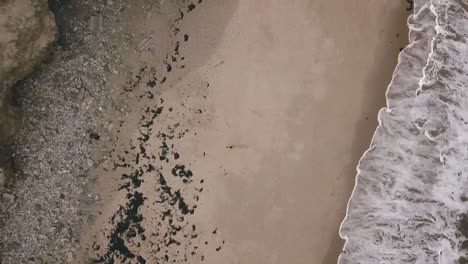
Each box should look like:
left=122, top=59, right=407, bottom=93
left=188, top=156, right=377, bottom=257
left=171, top=164, right=193, bottom=179
left=406, top=0, right=414, bottom=11
left=187, top=3, right=196, bottom=12
left=90, top=132, right=100, bottom=140
left=97, top=192, right=146, bottom=262
left=95, top=1, right=221, bottom=261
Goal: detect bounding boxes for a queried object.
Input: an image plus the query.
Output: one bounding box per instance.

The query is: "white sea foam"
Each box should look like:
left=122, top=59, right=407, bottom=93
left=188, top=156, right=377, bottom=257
left=337, top=0, right=468, bottom=263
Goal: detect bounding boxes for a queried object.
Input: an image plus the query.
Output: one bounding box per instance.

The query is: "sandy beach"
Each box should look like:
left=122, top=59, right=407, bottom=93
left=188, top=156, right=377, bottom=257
left=0, top=0, right=411, bottom=263
left=163, top=1, right=410, bottom=263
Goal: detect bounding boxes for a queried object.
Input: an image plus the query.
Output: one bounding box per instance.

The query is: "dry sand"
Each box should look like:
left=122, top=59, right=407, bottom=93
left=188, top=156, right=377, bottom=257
left=0, top=0, right=410, bottom=263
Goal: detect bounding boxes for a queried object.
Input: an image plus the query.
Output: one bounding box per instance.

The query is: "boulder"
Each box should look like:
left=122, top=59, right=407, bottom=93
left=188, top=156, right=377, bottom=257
left=0, top=0, right=56, bottom=188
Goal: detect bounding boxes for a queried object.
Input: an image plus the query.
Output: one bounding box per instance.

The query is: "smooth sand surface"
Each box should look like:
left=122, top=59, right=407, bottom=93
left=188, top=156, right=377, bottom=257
left=81, top=1, right=410, bottom=263
left=186, top=1, right=410, bottom=263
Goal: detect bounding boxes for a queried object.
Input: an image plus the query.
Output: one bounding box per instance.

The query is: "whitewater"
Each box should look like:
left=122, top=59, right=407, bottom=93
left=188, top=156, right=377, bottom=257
left=339, top=0, right=468, bottom=263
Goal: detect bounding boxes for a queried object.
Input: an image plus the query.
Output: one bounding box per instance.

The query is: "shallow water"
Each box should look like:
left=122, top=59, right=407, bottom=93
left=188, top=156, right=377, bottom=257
left=339, top=0, right=468, bottom=263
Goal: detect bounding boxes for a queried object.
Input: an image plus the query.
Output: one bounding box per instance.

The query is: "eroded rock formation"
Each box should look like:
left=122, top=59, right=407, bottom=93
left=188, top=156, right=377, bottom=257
left=0, top=0, right=56, bottom=188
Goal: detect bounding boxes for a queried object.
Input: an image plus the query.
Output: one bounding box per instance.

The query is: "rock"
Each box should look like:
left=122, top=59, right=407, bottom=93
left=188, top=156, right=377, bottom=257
left=97, top=15, right=104, bottom=31
left=39, top=162, right=46, bottom=171
left=89, top=16, right=98, bottom=31
left=0, top=0, right=56, bottom=91
left=0, top=0, right=56, bottom=187
left=66, top=252, right=73, bottom=262
left=86, top=159, right=94, bottom=167
left=0, top=168, right=5, bottom=189
left=7, top=241, right=22, bottom=251
left=137, top=36, right=154, bottom=51
left=2, top=192, right=15, bottom=202
left=0, top=0, right=56, bottom=105
left=0, top=152, right=13, bottom=189
left=89, top=14, right=103, bottom=32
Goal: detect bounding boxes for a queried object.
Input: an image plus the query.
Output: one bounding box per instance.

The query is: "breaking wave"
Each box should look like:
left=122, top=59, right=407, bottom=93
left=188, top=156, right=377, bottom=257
left=339, top=0, right=468, bottom=263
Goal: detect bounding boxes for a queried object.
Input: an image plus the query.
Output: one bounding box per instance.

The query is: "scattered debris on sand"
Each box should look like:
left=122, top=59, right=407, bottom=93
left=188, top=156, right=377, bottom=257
left=0, top=0, right=229, bottom=263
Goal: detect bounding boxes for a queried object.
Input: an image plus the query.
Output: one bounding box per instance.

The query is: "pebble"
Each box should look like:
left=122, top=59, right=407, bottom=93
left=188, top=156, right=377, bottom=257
left=88, top=15, right=103, bottom=32
left=87, top=159, right=94, bottom=167
left=67, top=252, right=73, bottom=262
left=2, top=192, right=15, bottom=202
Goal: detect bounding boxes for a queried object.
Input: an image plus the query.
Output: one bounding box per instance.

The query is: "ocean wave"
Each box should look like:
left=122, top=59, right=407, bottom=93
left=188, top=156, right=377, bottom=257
left=337, top=0, right=468, bottom=263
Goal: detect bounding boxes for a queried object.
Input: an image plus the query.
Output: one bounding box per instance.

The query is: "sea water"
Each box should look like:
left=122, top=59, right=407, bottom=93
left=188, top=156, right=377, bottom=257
left=338, top=0, right=468, bottom=263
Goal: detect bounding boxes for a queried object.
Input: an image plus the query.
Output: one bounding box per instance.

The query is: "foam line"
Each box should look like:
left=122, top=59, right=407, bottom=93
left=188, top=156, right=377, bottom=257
left=338, top=0, right=440, bottom=262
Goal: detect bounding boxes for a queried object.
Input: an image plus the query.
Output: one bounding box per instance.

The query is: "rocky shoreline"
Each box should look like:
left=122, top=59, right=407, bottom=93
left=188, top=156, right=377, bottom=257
left=0, top=0, right=225, bottom=262
left=0, top=0, right=123, bottom=261
left=0, top=0, right=56, bottom=189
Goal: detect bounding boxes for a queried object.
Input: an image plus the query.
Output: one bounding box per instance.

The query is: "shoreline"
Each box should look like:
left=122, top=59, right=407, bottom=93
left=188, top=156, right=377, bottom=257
left=339, top=1, right=435, bottom=262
